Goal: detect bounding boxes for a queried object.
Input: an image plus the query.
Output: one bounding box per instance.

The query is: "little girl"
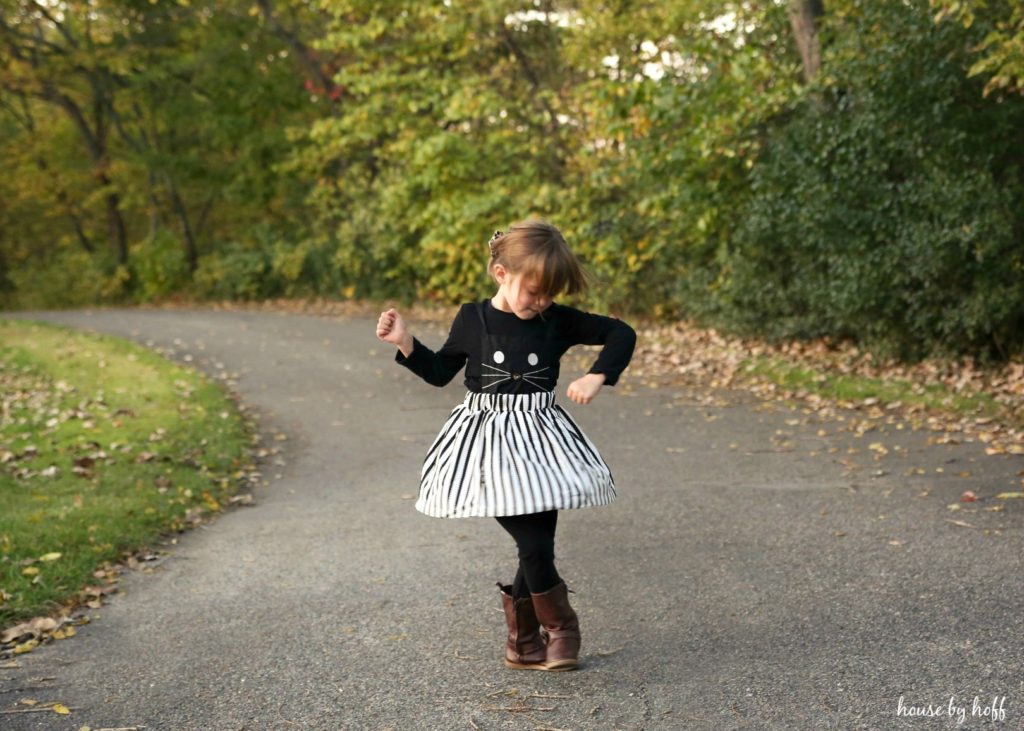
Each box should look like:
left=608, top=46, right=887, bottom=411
left=375, top=220, right=635, bottom=671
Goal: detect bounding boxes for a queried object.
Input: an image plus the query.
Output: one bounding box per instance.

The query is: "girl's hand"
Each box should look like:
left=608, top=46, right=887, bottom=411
left=566, top=373, right=605, bottom=405
left=376, top=308, right=413, bottom=355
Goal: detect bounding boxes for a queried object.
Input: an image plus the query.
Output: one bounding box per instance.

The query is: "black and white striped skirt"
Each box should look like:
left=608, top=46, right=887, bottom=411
left=416, top=391, right=617, bottom=518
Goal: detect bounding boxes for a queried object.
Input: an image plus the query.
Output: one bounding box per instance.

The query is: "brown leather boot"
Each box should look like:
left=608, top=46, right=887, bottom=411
left=497, top=583, right=547, bottom=670
left=531, top=581, right=581, bottom=671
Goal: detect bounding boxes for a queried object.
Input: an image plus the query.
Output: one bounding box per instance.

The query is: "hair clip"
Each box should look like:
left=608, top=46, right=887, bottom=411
left=487, top=230, right=503, bottom=258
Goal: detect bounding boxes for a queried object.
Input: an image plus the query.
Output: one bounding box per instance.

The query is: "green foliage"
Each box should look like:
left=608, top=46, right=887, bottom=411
left=6, top=249, right=115, bottom=310
left=0, top=0, right=316, bottom=308
left=304, top=0, right=580, bottom=304
left=193, top=245, right=279, bottom=301
left=3, top=0, right=1024, bottom=363
left=932, top=0, right=1024, bottom=96
left=131, top=231, right=191, bottom=301
left=722, top=0, right=1024, bottom=361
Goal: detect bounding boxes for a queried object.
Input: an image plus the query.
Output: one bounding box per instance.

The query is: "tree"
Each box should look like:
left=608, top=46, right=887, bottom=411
left=932, top=0, right=1024, bottom=96
left=0, top=1, right=130, bottom=266
left=789, top=0, right=825, bottom=82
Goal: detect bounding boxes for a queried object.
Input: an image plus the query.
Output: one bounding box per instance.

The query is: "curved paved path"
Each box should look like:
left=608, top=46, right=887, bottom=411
left=2, top=308, right=1022, bottom=730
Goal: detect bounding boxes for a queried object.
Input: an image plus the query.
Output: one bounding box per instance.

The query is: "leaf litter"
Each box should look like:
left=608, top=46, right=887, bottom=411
left=0, top=339, right=278, bottom=659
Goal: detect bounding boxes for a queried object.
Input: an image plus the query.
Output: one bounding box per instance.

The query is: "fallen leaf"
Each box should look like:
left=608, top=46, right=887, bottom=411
left=994, top=492, right=1024, bottom=500
left=52, top=703, right=71, bottom=715
left=959, top=490, right=978, bottom=503
left=13, top=639, right=39, bottom=654
left=39, top=552, right=62, bottom=562
left=945, top=519, right=976, bottom=529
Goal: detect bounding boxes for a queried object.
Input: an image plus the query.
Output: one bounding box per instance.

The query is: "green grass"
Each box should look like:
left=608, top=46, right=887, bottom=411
left=0, top=319, right=251, bottom=626
left=740, top=355, right=1006, bottom=421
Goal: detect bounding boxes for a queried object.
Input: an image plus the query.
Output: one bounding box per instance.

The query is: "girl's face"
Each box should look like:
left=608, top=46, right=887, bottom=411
left=493, top=267, right=552, bottom=320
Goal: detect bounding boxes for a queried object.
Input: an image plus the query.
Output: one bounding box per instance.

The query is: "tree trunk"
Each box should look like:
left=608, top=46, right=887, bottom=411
left=166, top=175, right=198, bottom=273
left=147, top=169, right=161, bottom=240
left=789, top=0, right=825, bottom=83
left=47, top=87, right=130, bottom=265
left=103, top=183, right=129, bottom=265
left=0, top=246, right=14, bottom=294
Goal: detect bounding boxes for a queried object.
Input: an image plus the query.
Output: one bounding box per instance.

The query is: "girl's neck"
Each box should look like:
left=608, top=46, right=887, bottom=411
left=490, top=292, right=513, bottom=313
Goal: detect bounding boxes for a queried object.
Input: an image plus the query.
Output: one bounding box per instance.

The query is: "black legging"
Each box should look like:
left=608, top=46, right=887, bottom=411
left=495, top=510, right=561, bottom=598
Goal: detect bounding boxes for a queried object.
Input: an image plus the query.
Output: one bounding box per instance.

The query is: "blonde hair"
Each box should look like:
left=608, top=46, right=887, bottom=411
left=487, top=220, right=588, bottom=296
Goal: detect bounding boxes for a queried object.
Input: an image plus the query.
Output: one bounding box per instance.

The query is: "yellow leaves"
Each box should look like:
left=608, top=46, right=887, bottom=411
left=13, top=638, right=39, bottom=654
left=7, top=698, right=71, bottom=714
left=3, top=613, right=89, bottom=657
left=994, top=491, right=1024, bottom=499
left=20, top=551, right=63, bottom=579
left=986, top=443, right=1024, bottom=455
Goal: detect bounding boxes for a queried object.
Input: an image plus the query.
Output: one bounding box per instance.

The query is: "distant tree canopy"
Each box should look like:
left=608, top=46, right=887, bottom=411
left=1, top=0, right=1022, bottom=362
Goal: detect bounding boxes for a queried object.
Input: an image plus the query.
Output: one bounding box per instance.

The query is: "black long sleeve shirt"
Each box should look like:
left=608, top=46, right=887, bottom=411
left=395, top=299, right=636, bottom=393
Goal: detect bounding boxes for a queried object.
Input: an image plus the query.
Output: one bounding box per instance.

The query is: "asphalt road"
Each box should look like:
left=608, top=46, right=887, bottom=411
left=2, top=308, right=1022, bottom=731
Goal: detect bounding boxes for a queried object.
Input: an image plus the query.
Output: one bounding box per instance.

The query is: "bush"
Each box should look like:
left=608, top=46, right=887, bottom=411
left=131, top=230, right=191, bottom=301
left=193, top=244, right=280, bottom=301
left=720, top=0, right=1024, bottom=361
left=6, top=249, right=114, bottom=310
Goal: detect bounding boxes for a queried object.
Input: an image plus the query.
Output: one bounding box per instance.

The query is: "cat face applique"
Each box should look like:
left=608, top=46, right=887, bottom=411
left=481, top=349, right=550, bottom=389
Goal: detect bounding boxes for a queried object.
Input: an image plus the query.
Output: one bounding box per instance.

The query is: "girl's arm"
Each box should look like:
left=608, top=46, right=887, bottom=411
left=377, top=307, right=468, bottom=387
left=560, top=307, right=637, bottom=387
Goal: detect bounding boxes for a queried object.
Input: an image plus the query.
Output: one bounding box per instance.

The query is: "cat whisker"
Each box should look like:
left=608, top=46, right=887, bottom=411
left=524, top=367, right=550, bottom=376
left=482, top=377, right=511, bottom=389
left=481, top=363, right=511, bottom=375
